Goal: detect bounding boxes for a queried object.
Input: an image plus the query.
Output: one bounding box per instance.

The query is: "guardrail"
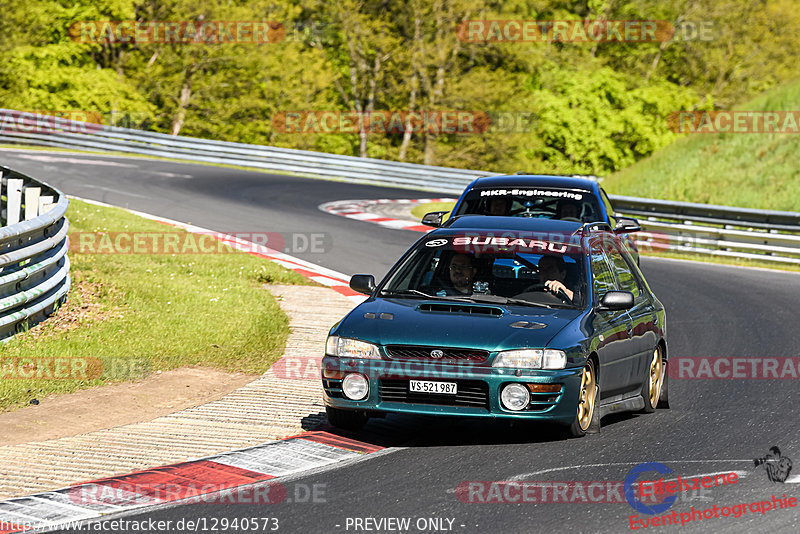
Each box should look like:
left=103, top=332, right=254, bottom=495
left=0, top=165, right=70, bottom=341
left=0, top=109, right=797, bottom=265
left=611, top=196, right=800, bottom=265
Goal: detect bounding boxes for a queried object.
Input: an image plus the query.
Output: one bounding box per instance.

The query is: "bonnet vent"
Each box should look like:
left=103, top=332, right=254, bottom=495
left=418, top=303, right=503, bottom=317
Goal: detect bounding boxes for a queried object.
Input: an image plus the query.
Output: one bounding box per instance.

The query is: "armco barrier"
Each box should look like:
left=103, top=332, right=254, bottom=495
left=0, top=165, right=70, bottom=341
left=0, top=110, right=798, bottom=264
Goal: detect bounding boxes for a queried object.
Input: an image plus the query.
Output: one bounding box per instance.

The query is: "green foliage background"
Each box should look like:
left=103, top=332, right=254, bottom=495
left=1, top=0, right=799, bottom=181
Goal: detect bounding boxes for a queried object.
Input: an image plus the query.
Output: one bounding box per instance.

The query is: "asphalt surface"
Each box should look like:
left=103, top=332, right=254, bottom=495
left=3, top=149, right=799, bottom=534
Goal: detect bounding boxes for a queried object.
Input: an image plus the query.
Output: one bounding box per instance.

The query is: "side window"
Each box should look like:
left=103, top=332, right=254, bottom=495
left=590, top=241, right=617, bottom=300
left=605, top=239, right=642, bottom=299
left=599, top=188, right=617, bottom=228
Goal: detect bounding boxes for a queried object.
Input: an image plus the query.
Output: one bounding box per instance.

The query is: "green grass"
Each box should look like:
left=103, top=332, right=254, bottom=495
left=0, top=199, right=313, bottom=412
left=602, top=78, right=800, bottom=212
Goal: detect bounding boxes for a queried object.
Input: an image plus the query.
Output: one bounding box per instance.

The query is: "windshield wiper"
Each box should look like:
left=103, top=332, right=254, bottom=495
left=380, top=289, right=444, bottom=299
left=382, top=290, right=558, bottom=309
left=465, top=294, right=556, bottom=309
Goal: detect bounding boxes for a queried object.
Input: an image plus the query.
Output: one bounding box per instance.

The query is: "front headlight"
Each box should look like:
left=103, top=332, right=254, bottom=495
left=492, top=349, right=566, bottom=370
left=325, top=336, right=381, bottom=359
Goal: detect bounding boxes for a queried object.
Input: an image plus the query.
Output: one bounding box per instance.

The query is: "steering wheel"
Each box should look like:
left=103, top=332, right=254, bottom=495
left=521, top=282, right=572, bottom=304
left=522, top=282, right=546, bottom=292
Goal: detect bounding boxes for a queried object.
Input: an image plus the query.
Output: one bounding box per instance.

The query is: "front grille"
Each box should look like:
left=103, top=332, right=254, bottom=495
left=385, top=345, right=489, bottom=363
left=379, top=379, right=489, bottom=409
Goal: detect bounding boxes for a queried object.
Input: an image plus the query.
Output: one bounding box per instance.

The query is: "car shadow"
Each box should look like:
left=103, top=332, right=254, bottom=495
left=316, top=413, right=567, bottom=448
left=312, top=406, right=648, bottom=449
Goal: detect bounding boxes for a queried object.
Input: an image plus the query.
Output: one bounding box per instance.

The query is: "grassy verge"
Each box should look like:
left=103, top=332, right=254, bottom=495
left=0, top=199, right=313, bottom=412
left=602, top=79, right=800, bottom=212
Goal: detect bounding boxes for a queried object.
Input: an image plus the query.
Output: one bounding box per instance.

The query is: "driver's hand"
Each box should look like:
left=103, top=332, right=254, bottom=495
left=544, top=280, right=574, bottom=301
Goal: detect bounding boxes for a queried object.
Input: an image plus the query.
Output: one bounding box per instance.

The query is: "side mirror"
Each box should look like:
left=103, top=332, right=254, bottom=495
left=614, top=216, right=641, bottom=233
left=350, top=274, right=376, bottom=295
left=598, top=290, right=634, bottom=311
left=422, top=211, right=449, bottom=228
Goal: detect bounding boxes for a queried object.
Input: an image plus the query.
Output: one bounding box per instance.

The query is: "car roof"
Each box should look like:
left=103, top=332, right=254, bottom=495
left=467, top=174, right=599, bottom=191
left=441, top=215, right=585, bottom=233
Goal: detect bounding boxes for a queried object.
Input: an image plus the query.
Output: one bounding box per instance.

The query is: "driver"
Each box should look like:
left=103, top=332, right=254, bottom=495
left=441, top=253, right=478, bottom=295
left=538, top=255, right=574, bottom=302
left=556, top=199, right=581, bottom=220
left=488, top=197, right=511, bottom=216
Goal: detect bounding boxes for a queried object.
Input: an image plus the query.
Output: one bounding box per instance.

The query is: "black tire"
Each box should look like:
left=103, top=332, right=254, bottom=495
left=641, top=346, right=666, bottom=413
left=565, top=359, right=600, bottom=438
left=658, top=358, right=670, bottom=409
left=325, top=406, right=368, bottom=431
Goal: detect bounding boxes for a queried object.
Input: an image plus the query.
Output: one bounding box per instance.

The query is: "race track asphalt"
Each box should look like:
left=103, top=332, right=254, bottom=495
left=3, top=149, right=798, bottom=534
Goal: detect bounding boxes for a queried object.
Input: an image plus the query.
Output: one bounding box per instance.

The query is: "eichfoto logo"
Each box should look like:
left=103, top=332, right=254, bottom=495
left=68, top=21, right=286, bottom=44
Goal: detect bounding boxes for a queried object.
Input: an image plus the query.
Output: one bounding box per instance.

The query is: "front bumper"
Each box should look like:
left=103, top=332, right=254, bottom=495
left=321, top=356, right=583, bottom=423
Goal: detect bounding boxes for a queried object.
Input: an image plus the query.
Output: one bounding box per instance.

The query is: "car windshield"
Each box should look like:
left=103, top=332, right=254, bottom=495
left=380, top=232, right=587, bottom=309
left=454, top=187, right=602, bottom=223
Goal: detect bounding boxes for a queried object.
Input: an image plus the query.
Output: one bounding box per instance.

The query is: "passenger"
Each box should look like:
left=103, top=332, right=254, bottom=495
left=538, top=255, right=575, bottom=302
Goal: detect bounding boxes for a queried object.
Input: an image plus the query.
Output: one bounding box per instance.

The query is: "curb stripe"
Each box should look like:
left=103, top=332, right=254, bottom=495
left=319, top=198, right=456, bottom=233
left=298, top=431, right=384, bottom=454
left=0, top=432, right=383, bottom=532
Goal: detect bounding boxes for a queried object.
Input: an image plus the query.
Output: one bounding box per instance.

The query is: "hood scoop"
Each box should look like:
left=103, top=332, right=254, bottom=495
left=418, top=302, right=504, bottom=317
left=509, top=320, right=547, bottom=329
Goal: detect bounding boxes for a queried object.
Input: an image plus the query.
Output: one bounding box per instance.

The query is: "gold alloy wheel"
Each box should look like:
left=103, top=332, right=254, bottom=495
left=577, top=362, right=597, bottom=431
left=648, top=347, right=664, bottom=407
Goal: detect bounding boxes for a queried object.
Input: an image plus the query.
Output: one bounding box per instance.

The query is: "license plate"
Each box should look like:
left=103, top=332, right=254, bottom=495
left=409, top=380, right=457, bottom=395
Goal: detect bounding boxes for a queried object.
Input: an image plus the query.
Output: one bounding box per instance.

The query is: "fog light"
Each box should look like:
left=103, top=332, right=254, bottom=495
left=342, top=373, right=369, bottom=400
left=501, top=383, right=529, bottom=411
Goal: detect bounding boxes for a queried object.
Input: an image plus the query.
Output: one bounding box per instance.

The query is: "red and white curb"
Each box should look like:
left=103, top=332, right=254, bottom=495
left=75, top=197, right=365, bottom=304
left=319, top=198, right=455, bottom=233
left=0, top=431, right=384, bottom=533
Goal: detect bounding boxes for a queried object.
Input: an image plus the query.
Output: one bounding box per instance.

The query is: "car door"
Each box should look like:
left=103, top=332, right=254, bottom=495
left=589, top=239, right=636, bottom=398
left=604, top=235, right=657, bottom=393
